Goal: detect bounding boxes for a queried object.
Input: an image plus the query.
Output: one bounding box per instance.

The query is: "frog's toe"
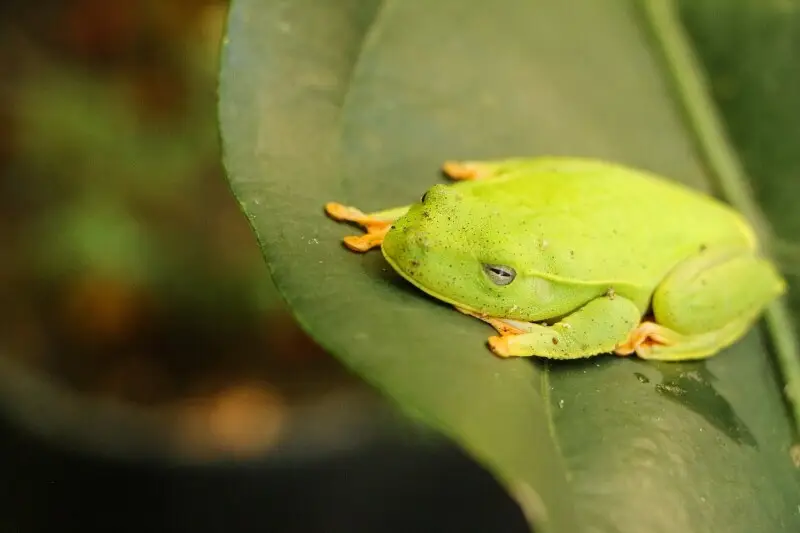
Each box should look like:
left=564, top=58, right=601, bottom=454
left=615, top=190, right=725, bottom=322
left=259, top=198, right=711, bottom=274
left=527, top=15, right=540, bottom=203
left=488, top=335, right=515, bottom=358
left=442, top=161, right=499, bottom=181
left=442, top=161, right=478, bottom=180
left=614, top=321, right=677, bottom=358
left=342, top=226, right=390, bottom=252
left=325, top=202, right=366, bottom=222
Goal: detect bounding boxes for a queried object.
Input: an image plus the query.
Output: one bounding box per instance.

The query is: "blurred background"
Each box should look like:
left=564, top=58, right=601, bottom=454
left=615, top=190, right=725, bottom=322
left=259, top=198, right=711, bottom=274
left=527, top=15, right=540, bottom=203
left=0, top=0, right=375, bottom=460
left=0, top=1, right=528, bottom=531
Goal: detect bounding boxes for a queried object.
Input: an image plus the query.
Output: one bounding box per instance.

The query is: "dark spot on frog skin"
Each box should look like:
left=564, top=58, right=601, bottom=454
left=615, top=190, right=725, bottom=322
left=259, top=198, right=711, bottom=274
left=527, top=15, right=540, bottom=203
left=699, top=243, right=708, bottom=252
left=410, top=260, right=420, bottom=267
left=422, top=211, right=430, bottom=219
left=569, top=250, right=575, bottom=258
left=552, top=337, right=559, bottom=345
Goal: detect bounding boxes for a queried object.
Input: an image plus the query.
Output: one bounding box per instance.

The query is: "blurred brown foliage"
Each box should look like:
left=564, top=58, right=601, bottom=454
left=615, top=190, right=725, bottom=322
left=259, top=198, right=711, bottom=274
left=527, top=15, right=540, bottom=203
left=0, top=0, right=364, bottom=458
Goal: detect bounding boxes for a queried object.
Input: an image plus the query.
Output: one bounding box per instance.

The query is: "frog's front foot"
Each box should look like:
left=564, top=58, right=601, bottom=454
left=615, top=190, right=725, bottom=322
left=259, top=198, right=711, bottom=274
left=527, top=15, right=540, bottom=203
left=325, top=202, right=400, bottom=252
left=454, top=307, right=530, bottom=357
left=487, top=335, right=517, bottom=358
left=455, top=307, right=525, bottom=337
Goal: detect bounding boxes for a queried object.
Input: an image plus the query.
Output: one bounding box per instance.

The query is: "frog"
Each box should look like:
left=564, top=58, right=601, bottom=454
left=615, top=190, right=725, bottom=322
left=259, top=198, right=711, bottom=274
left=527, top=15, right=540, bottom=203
left=324, top=157, right=786, bottom=361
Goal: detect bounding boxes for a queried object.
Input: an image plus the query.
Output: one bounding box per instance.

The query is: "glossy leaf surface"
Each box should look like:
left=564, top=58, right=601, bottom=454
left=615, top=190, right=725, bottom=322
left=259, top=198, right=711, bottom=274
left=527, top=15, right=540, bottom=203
left=219, top=1, right=800, bottom=531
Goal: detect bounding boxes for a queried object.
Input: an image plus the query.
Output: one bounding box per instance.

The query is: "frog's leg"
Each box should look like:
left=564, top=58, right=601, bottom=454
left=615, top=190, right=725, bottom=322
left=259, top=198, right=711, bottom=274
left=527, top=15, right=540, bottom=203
left=618, top=247, right=786, bottom=361
left=324, top=203, right=410, bottom=252
left=460, top=295, right=642, bottom=359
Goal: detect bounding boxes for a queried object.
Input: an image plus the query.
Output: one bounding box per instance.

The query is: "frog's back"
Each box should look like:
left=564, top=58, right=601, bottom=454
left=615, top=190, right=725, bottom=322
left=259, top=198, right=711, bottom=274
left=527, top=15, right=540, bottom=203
left=463, top=159, right=756, bottom=290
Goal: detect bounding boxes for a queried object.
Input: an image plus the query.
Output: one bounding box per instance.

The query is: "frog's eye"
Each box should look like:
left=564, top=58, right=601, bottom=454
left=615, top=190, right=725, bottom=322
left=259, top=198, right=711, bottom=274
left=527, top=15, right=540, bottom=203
left=482, top=264, right=516, bottom=286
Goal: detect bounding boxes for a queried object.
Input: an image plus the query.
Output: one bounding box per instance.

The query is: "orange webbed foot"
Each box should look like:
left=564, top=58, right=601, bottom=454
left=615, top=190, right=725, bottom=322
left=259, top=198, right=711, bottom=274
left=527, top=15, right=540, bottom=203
left=325, top=202, right=393, bottom=252
left=614, top=321, right=673, bottom=358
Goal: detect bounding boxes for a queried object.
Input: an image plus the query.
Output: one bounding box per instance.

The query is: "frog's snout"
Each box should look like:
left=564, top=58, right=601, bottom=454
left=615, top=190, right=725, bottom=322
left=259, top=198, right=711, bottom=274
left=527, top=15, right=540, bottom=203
left=382, top=226, right=430, bottom=269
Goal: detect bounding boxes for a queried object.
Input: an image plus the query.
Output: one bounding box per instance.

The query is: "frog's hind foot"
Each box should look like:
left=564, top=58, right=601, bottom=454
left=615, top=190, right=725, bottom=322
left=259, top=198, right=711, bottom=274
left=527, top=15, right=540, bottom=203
left=614, top=321, right=676, bottom=358
left=324, top=202, right=397, bottom=252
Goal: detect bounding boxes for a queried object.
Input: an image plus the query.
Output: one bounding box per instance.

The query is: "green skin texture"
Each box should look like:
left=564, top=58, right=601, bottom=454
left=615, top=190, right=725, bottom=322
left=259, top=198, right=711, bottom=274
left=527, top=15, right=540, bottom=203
left=364, top=158, right=787, bottom=360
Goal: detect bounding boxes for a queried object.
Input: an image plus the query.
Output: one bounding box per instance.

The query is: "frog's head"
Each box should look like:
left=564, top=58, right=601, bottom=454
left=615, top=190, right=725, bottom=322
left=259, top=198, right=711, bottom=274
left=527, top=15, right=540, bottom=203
left=382, top=184, right=580, bottom=321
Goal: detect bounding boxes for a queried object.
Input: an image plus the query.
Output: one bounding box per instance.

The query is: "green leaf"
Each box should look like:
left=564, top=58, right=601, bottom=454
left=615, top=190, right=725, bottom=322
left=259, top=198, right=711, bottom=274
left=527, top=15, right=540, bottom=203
left=218, top=0, right=800, bottom=531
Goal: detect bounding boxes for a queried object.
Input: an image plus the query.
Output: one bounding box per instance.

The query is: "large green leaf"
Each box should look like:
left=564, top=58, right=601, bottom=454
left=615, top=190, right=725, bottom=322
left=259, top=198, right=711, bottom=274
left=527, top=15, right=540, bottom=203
left=218, top=1, right=800, bottom=531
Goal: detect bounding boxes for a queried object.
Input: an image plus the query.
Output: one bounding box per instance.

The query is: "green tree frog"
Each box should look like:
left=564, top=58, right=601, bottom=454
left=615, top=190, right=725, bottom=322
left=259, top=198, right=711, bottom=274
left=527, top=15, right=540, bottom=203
left=324, top=157, right=786, bottom=361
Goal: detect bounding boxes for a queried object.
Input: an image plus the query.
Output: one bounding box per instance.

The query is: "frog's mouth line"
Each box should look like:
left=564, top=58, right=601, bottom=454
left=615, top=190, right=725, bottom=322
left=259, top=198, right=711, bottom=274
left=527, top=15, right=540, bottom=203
left=381, top=248, right=484, bottom=317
